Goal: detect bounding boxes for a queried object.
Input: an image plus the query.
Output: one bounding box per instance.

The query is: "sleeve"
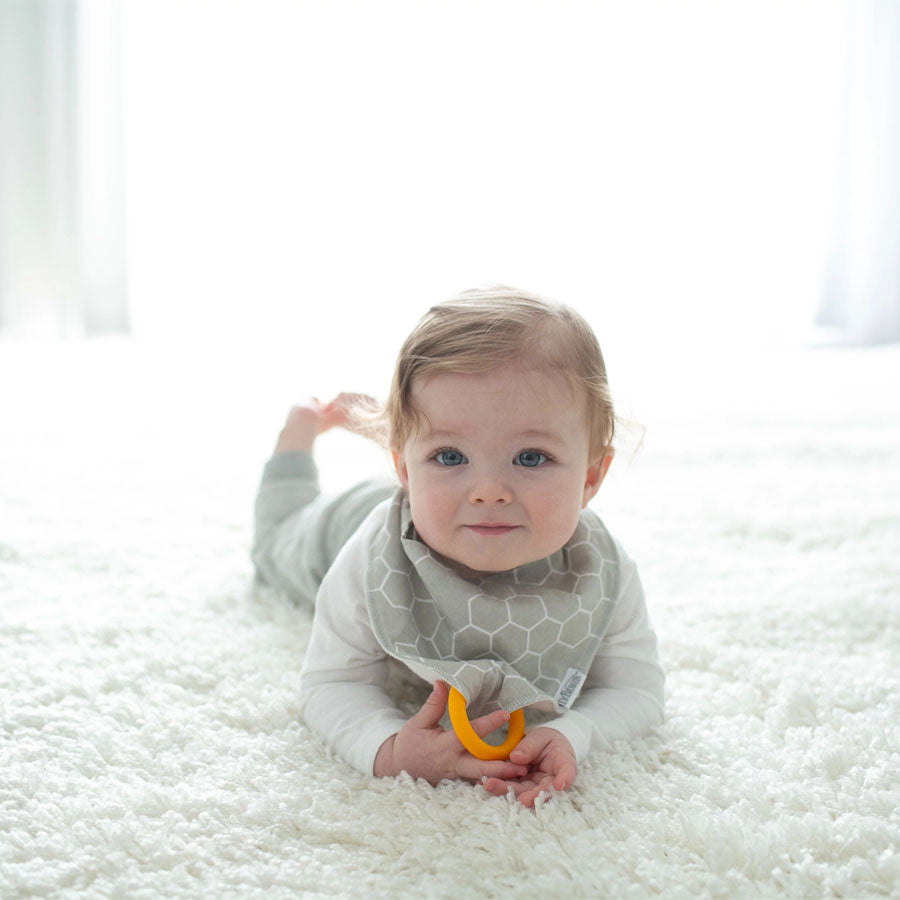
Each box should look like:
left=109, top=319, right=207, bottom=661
left=539, top=558, right=665, bottom=763
left=252, top=450, right=394, bottom=607
left=297, top=514, right=409, bottom=775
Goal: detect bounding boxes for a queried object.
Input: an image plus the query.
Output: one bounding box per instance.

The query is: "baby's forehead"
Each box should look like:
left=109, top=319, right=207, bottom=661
left=411, top=365, right=588, bottom=439
left=414, top=362, right=576, bottom=398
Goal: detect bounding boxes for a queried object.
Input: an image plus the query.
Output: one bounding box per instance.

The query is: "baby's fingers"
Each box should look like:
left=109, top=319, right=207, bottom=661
left=457, top=756, right=529, bottom=783
left=481, top=776, right=540, bottom=798
left=515, top=775, right=557, bottom=808
left=468, top=707, right=514, bottom=739
left=549, top=757, right=577, bottom=791
left=482, top=774, right=561, bottom=807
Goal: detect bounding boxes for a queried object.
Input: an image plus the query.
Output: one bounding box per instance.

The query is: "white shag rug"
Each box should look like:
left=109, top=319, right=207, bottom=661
left=2, top=338, right=899, bottom=899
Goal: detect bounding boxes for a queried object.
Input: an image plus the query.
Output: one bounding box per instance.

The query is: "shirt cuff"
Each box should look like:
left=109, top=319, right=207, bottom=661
left=536, top=710, right=612, bottom=763
left=356, top=716, right=410, bottom=776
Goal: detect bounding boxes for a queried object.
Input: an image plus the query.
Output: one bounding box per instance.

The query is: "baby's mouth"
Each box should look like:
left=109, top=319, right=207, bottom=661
left=465, top=523, right=519, bottom=536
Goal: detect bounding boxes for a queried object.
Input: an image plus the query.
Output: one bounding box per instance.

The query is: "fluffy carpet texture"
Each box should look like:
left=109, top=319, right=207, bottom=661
left=1, top=340, right=899, bottom=899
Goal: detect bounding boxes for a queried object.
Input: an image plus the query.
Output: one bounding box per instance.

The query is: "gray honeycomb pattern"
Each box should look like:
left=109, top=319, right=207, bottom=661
left=365, top=492, right=619, bottom=713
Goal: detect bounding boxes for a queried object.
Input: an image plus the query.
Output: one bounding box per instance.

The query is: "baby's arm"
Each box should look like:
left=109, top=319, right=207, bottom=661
left=299, top=518, right=529, bottom=785
left=538, top=561, right=665, bottom=758
left=482, top=561, right=664, bottom=804
left=297, top=525, right=407, bottom=773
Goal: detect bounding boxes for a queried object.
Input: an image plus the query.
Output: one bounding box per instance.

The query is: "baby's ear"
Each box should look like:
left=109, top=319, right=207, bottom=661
left=582, top=450, right=614, bottom=507
left=392, top=450, right=410, bottom=490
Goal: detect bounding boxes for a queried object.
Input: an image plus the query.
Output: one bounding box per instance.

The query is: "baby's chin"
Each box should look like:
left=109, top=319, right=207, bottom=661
left=429, top=546, right=533, bottom=580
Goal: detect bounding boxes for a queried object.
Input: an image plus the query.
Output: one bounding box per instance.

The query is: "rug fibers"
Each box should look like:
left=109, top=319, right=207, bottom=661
left=1, top=339, right=898, bottom=898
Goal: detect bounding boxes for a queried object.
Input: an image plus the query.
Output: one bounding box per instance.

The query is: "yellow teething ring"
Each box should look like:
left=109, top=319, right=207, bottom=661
left=447, top=686, right=525, bottom=760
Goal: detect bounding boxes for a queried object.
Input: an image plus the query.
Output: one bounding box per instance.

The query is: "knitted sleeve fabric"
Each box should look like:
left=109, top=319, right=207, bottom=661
left=298, top=511, right=410, bottom=775
left=537, top=561, right=665, bottom=761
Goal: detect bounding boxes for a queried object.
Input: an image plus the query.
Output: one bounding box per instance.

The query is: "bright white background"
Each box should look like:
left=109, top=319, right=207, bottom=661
left=121, top=0, right=848, bottom=409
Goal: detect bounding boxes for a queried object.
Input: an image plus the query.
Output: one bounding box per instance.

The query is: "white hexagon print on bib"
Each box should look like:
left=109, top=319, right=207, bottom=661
left=365, top=492, right=621, bottom=716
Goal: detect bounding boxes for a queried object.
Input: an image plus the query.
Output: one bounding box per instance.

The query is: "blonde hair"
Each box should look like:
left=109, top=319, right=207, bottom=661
left=353, top=285, right=617, bottom=458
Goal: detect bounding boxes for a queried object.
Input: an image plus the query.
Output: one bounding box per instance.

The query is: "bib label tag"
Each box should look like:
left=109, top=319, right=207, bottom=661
left=555, top=668, right=586, bottom=708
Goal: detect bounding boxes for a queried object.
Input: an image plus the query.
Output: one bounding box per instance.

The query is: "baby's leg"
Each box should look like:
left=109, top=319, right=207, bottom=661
left=255, top=393, right=392, bottom=606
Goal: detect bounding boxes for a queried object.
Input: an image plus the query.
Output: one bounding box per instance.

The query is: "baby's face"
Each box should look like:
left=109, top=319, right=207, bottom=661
left=392, top=364, right=612, bottom=577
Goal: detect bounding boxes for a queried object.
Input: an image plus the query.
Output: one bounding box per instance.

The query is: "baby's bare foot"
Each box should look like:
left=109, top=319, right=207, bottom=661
left=273, top=393, right=384, bottom=454
left=274, top=398, right=346, bottom=454
left=273, top=393, right=383, bottom=454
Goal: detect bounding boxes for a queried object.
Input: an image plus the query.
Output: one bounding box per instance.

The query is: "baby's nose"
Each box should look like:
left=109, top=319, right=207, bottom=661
left=468, top=472, right=513, bottom=505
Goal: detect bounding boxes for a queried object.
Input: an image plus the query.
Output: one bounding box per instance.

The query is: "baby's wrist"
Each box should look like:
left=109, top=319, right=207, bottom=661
left=531, top=725, right=575, bottom=752
left=373, top=733, right=398, bottom=777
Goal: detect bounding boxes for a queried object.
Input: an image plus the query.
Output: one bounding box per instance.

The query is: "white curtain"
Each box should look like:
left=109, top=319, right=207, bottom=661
left=817, top=0, right=900, bottom=344
left=0, top=0, right=127, bottom=339
left=5, top=1, right=898, bottom=346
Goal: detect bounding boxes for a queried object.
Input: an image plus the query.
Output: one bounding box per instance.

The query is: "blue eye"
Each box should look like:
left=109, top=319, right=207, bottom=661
left=515, top=450, right=548, bottom=468
left=434, top=449, right=467, bottom=467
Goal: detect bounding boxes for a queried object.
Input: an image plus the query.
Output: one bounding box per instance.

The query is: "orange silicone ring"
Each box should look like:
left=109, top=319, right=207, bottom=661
left=447, top=686, right=525, bottom=760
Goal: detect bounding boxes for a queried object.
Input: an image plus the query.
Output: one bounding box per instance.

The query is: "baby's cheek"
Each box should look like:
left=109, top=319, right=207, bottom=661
left=409, top=493, right=450, bottom=547
left=536, top=489, right=581, bottom=542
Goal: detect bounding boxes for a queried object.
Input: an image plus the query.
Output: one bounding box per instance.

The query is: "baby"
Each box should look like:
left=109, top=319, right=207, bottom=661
left=253, top=285, right=664, bottom=807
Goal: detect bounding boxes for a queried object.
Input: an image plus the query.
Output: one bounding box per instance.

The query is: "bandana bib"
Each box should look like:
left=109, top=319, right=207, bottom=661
left=365, top=491, right=622, bottom=716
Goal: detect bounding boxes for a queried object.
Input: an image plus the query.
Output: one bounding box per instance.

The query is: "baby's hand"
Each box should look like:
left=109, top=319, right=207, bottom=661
left=481, top=727, right=577, bottom=807
left=373, top=681, right=530, bottom=786
left=273, top=395, right=359, bottom=454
